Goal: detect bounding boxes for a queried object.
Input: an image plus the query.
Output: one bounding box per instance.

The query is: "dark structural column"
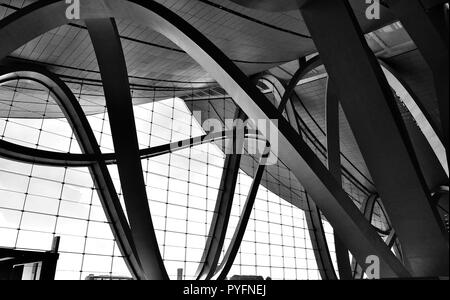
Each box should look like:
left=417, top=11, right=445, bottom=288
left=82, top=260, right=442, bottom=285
left=386, top=0, right=449, bottom=164
left=326, top=79, right=352, bottom=280
left=86, top=18, right=168, bottom=280
left=300, top=0, right=448, bottom=277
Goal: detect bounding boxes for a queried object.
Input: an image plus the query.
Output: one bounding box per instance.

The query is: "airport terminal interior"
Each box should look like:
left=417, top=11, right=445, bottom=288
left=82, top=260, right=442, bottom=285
left=0, top=0, right=448, bottom=280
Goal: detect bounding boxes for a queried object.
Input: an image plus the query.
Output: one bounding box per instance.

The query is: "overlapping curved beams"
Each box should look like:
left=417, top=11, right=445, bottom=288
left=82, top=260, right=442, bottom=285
left=352, top=194, right=403, bottom=279
left=283, top=56, right=447, bottom=156
left=283, top=55, right=448, bottom=276
left=261, top=54, right=442, bottom=278
left=0, top=64, right=145, bottom=279
left=0, top=63, right=269, bottom=281
left=0, top=0, right=409, bottom=278
left=212, top=148, right=269, bottom=280
left=86, top=17, right=169, bottom=280
left=212, top=75, right=297, bottom=280
left=0, top=128, right=261, bottom=167
left=0, top=34, right=267, bottom=282
left=255, top=72, right=375, bottom=194
left=278, top=55, right=322, bottom=113
left=195, top=109, right=245, bottom=280
left=255, top=74, right=338, bottom=280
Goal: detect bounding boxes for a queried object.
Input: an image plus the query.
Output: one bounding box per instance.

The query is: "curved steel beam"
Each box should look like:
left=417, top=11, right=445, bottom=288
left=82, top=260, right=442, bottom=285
left=0, top=64, right=145, bottom=279
left=0, top=130, right=265, bottom=167
left=265, top=66, right=377, bottom=193
left=304, top=193, right=338, bottom=279
left=195, top=109, right=245, bottom=280
left=255, top=73, right=338, bottom=280
left=0, top=0, right=408, bottom=278
left=256, top=72, right=376, bottom=193
left=257, top=74, right=300, bottom=130
left=212, top=74, right=318, bottom=280
left=213, top=147, right=270, bottom=280
left=86, top=17, right=168, bottom=280
left=278, top=55, right=322, bottom=113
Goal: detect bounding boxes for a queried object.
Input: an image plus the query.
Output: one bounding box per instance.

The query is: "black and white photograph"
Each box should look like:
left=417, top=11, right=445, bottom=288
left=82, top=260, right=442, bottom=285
left=0, top=0, right=448, bottom=290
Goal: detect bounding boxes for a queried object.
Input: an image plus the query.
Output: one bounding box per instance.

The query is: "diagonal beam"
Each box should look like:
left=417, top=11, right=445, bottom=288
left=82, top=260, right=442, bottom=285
left=386, top=0, right=449, bottom=165
left=300, top=0, right=448, bottom=277
left=86, top=18, right=168, bottom=280
left=213, top=73, right=308, bottom=280
left=326, top=79, right=352, bottom=280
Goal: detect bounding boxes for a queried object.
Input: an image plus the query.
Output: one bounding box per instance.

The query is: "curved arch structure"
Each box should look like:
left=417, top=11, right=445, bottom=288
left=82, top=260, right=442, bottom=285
left=352, top=194, right=403, bottom=279
left=0, top=64, right=146, bottom=280
left=0, top=0, right=412, bottom=278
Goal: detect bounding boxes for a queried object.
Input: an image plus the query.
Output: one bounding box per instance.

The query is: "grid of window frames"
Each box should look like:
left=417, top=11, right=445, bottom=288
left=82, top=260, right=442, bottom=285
left=0, top=78, right=338, bottom=280
left=0, top=80, right=129, bottom=280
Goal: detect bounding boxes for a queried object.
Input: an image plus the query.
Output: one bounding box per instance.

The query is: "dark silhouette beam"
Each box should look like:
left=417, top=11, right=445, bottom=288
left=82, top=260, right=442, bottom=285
left=86, top=18, right=168, bottom=280
left=300, top=0, right=448, bottom=277
left=326, top=79, right=352, bottom=280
